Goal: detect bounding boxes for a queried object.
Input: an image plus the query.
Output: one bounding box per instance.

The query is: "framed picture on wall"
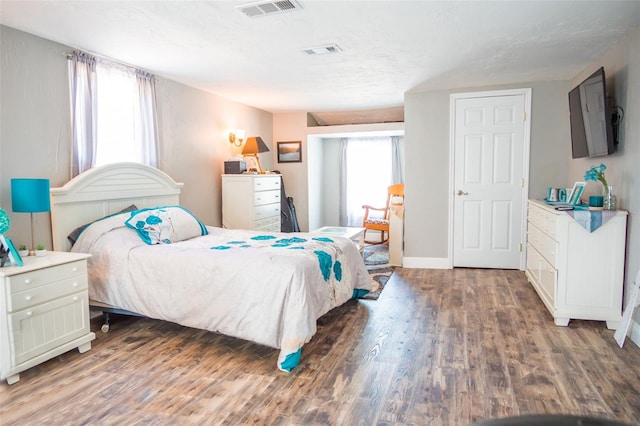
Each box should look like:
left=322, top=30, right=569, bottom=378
left=277, top=141, right=302, bottom=163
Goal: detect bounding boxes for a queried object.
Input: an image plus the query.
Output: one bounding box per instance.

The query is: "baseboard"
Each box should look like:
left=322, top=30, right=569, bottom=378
left=402, top=257, right=450, bottom=269
left=629, top=319, right=640, bottom=348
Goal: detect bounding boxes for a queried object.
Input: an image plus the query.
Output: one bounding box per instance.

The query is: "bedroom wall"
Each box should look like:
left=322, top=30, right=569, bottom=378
left=0, top=25, right=273, bottom=247
left=155, top=79, right=273, bottom=227
left=565, top=26, right=640, bottom=341
left=403, top=81, right=572, bottom=261
left=0, top=26, right=73, bottom=251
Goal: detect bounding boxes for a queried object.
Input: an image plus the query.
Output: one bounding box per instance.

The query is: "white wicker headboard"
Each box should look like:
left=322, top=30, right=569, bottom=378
left=50, top=162, right=184, bottom=252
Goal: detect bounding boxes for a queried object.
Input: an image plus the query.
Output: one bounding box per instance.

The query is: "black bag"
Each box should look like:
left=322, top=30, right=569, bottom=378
left=284, top=196, right=300, bottom=232
left=274, top=171, right=300, bottom=232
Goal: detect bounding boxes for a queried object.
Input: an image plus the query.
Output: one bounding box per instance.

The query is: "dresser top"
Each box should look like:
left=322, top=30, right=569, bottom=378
left=0, top=251, right=91, bottom=277
left=529, top=199, right=628, bottom=216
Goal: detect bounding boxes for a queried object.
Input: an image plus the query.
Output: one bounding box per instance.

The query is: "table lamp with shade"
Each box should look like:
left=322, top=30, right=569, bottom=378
left=11, top=178, right=51, bottom=254
left=241, top=136, right=270, bottom=174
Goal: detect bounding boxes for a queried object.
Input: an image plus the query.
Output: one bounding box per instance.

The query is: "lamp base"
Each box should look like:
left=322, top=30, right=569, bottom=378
left=244, top=154, right=264, bottom=174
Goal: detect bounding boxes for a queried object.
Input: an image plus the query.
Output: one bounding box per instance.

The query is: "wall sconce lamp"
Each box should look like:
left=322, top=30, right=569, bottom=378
left=242, top=136, right=270, bottom=174
left=11, top=178, right=51, bottom=253
left=229, top=129, right=245, bottom=147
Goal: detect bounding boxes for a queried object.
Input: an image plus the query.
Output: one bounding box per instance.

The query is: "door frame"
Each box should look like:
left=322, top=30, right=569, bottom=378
left=447, top=88, right=532, bottom=270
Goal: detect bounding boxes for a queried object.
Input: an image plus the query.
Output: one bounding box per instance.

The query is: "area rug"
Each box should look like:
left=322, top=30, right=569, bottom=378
left=362, top=243, right=394, bottom=300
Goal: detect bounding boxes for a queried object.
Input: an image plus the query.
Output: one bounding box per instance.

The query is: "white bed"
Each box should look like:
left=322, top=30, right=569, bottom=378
left=50, top=163, right=372, bottom=372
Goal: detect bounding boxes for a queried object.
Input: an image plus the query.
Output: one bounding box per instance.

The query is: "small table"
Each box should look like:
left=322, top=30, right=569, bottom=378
left=311, top=226, right=365, bottom=253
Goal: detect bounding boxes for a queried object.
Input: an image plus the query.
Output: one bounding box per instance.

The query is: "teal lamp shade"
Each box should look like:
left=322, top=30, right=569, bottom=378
left=11, top=179, right=51, bottom=213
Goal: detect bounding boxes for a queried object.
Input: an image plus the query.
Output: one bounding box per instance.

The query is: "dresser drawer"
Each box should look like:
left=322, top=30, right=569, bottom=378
left=255, top=215, right=281, bottom=231
left=526, top=243, right=556, bottom=307
left=253, top=189, right=280, bottom=206
left=527, top=221, right=541, bottom=249
left=528, top=204, right=544, bottom=229
left=538, top=231, right=559, bottom=268
left=254, top=203, right=280, bottom=221
left=7, top=261, right=87, bottom=294
left=9, top=276, right=88, bottom=312
left=538, top=209, right=558, bottom=240
left=254, top=176, right=281, bottom=192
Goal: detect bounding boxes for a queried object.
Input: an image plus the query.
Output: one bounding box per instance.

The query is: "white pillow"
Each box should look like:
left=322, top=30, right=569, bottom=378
left=124, top=206, right=208, bottom=245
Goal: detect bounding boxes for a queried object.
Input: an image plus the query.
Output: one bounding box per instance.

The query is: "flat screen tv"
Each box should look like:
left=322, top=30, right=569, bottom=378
left=568, top=67, right=616, bottom=158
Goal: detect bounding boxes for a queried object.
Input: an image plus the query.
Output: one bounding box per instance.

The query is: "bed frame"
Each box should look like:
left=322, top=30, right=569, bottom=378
left=50, top=162, right=183, bottom=252
left=50, top=163, right=184, bottom=330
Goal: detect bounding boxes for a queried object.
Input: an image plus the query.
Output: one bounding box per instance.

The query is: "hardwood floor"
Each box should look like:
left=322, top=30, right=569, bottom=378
left=2, top=268, right=639, bottom=425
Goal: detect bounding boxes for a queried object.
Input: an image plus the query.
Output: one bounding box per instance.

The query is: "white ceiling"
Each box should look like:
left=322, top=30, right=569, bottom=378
left=1, top=0, right=640, bottom=118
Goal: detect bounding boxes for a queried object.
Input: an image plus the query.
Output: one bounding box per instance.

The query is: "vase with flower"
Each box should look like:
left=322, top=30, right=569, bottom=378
left=585, top=163, right=616, bottom=210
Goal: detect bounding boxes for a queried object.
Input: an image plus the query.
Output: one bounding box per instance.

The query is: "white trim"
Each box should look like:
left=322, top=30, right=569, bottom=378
left=630, top=319, right=640, bottom=348
left=448, top=88, right=532, bottom=270
left=402, top=256, right=451, bottom=270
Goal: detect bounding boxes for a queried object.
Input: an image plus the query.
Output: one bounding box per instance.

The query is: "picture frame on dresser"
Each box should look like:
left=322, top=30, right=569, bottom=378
left=0, top=234, right=22, bottom=267
left=567, top=181, right=585, bottom=205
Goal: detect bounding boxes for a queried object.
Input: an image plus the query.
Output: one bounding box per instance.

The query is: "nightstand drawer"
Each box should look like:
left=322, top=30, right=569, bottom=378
left=9, top=276, right=88, bottom=312
left=253, top=189, right=280, bottom=206
left=7, top=260, right=87, bottom=294
left=254, top=176, right=281, bottom=191
left=9, top=290, right=90, bottom=365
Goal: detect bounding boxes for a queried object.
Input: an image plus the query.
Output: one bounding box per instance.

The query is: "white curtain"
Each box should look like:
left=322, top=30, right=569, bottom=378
left=391, top=136, right=404, bottom=184
left=68, top=51, right=159, bottom=174
left=341, top=137, right=393, bottom=227
left=339, top=138, right=349, bottom=226
left=135, top=70, right=159, bottom=167
left=68, top=51, right=97, bottom=177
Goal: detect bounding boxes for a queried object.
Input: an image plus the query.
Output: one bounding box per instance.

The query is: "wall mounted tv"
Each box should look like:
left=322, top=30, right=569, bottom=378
left=568, top=67, right=616, bottom=158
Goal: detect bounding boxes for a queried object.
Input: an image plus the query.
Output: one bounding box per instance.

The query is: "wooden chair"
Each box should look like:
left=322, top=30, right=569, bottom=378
left=361, top=183, right=405, bottom=244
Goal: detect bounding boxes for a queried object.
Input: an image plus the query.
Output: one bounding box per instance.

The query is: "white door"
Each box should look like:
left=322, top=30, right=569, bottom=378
left=452, top=91, right=530, bottom=269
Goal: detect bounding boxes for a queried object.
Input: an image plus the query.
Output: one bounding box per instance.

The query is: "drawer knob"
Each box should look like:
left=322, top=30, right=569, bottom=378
left=26, top=311, right=33, bottom=316
left=73, top=282, right=79, bottom=287
left=73, top=296, right=79, bottom=301
left=72, top=267, right=79, bottom=272
left=25, top=295, right=32, bottom=301
left=24, top=279, right=32, bottom=284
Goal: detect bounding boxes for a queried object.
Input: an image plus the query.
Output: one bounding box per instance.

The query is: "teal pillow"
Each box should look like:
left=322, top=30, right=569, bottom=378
left=124, top=206, right=208, bottom=245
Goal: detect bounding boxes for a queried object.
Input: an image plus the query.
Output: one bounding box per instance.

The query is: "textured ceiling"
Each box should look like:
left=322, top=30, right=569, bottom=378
left=1, top=1, right=639, bottom=118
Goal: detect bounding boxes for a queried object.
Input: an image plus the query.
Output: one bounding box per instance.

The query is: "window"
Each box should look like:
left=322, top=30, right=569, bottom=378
left=95, top=63, right=139, bottom=165
left=68, top=51, right=158, bottom=176
left=345, top=138, right=393, bottom=226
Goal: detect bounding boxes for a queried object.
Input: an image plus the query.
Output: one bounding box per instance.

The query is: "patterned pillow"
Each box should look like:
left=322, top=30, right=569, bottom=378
left=124, top=206, right=208, bottom=245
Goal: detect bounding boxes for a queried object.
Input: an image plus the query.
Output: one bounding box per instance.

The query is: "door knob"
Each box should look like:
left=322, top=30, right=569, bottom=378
left=456, top=190, right=469, bottom=196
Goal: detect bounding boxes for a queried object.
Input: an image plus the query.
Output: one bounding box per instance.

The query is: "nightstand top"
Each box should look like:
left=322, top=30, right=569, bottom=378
left=0, top=251, right=91, bottom=277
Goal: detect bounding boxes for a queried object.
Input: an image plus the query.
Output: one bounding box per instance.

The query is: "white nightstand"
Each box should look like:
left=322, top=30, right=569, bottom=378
left=0, top=251, right=95, bottom=385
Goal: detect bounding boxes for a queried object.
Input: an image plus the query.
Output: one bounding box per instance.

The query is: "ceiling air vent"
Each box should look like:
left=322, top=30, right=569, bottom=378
left=302, top=44, right=343, bottom=55
left=236, top=0, right=302, bottom=18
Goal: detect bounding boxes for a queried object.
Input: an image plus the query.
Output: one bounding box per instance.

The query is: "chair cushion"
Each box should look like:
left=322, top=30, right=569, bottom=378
left=365, top=218, right=389, bottom=225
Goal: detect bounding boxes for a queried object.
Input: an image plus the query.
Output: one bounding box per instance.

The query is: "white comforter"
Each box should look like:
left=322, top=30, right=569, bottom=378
left=72, top=213, right=372, bottom=371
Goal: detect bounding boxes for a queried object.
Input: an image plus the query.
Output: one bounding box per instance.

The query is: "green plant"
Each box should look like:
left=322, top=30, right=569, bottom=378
left=19, top=244, right=27, bottom=251
left=36, top=244, right=45, bottom=251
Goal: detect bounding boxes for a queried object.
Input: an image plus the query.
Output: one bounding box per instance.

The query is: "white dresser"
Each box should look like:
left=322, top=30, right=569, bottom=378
left=0, top=251, right=95, bottom=384
left=222, top=174, right=282, bottom=232
left=525, top=199, right=627, bottom=329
